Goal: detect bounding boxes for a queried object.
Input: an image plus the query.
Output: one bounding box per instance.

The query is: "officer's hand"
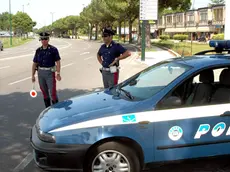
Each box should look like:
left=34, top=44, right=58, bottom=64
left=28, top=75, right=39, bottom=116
left=56, top=74, right=61, bottom=81
left=32, top=76, right=35, bottom=82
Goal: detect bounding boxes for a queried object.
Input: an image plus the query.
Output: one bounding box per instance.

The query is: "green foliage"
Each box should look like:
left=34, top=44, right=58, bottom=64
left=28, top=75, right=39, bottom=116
left=12, top=12, right=36, bottom=34
left=210, top=0, right=225, bottom=4
left=159, top=34, right=170, bottom=40
left=173, top=34, right=188, bottom=41
left=212, top=33, right=224, bottom=40
left=0, top=12, right=12, bottom=30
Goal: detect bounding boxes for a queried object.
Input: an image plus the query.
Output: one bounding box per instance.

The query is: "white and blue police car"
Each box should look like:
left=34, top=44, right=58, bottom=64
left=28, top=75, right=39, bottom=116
left=31, top=40, right=230, bottom=172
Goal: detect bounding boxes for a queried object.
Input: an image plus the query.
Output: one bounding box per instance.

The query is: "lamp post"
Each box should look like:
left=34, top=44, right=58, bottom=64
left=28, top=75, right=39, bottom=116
left=9, top=0, right=12, bottom=46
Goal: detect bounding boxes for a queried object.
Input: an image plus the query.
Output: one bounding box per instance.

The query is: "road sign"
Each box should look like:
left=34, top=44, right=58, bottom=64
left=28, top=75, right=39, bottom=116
left=140, top=0, right=158, bottom=21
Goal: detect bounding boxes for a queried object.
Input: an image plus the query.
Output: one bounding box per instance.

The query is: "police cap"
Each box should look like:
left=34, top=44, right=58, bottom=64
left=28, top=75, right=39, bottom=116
left=39, top=32, right=50, bottom=39
left=102, top=27, right=115, bottom=36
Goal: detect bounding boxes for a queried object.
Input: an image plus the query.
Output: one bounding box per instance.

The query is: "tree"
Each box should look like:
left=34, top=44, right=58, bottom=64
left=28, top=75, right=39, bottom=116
left=12, top=12, right=36, bottom=36
left=210, top=0, right=225, bottom=4
left=0, top=12, right=13, bottom=31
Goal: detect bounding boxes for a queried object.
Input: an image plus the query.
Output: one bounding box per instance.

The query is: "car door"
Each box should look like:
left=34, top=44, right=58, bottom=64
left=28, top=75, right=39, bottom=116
left=153, top=103, right=230, bottom=162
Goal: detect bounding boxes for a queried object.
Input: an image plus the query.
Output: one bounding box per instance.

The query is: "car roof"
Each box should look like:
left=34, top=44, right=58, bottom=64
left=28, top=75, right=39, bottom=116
left=170, top=54, right=230, bottom=69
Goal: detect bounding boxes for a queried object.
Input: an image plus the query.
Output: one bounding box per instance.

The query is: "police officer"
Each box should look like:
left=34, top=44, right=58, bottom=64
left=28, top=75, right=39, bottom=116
left=97, top=27, right=130, bottom=89
left=32, top=32, right=61, bottom=108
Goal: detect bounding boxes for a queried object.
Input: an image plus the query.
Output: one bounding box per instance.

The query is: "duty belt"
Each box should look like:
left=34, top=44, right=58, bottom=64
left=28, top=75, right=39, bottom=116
left=102, top=67, right=120, bottom=71
left=38, top=66, right=56, bottom=72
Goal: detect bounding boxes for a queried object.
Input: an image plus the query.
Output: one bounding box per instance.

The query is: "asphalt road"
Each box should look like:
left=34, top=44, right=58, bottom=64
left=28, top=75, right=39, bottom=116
left=1, top=38, right=230, bottom=172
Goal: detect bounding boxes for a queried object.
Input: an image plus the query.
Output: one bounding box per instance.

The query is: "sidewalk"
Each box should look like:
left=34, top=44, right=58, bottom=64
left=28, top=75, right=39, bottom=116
left=136, top=46, right=179, bottom=66
left=119, top=45, right=179, bottom=82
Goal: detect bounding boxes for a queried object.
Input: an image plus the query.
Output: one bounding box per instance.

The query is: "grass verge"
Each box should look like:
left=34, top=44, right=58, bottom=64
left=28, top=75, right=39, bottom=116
left=152, top=40, right=213, bottom=56
left=1, top=37, right=33, bottom=48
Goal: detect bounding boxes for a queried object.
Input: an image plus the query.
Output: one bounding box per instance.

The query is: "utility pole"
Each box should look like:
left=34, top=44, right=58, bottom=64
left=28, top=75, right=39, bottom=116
left=22, top=5, right=24, bottom=12
left=50, top=12, right=55, bottom=25
left=9, top=0, right=12, bottom=46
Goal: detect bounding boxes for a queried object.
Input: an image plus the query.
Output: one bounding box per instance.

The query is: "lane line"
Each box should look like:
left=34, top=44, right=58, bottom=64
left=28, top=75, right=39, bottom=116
left=0, top=66, right=10, bottom=70
left=61, top=63, right=74, bottom=68
left=12, top=152, right=33, bottom=172
left=80, top=52, right=90, bottom=55
left=84, top=56, right=94, bottom=60
left=8, top=63, right=74, bottom=85
left=0, top=54, right=34, bottom=61
left=0, top=40, right=72, bottom=61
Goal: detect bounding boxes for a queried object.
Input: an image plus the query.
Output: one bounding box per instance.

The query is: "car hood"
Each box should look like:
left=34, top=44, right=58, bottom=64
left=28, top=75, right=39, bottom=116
left=37, top=90, right=141, bottom=132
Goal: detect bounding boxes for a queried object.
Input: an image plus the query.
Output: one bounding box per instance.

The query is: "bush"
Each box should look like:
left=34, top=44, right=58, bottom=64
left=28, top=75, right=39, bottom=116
left=173, top=34, right=188, bottom=42
left=159, top=34, right=170, bottom=40
left=153, top=40, right=174, bottom=49
left=212, top=33, right=224, bottom=40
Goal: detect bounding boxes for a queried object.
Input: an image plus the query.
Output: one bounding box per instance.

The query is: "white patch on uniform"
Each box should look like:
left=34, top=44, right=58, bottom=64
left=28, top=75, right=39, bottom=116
left=48, top=104, right=230, bottom=133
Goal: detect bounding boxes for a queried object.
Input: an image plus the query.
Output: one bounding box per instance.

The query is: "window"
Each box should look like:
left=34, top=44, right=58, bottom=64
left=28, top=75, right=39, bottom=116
left=158, top=66, right=230, bottom=110
left=213, top=8, right=223, bottom=21
left=200, top=12, right=208, bottom=21
left=176, top=15, right=183, bottom=23
left=115, top=62, right=192, bottom=101
left=166, top=16, right=172, bottom=24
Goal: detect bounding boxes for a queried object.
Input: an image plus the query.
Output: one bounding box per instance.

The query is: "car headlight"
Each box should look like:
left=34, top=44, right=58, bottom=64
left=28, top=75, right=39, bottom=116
left=36, top=126, right=56, bottom=143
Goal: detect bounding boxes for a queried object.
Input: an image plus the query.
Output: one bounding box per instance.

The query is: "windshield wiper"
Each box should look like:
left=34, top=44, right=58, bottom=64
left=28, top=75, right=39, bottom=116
left=116, top=87, right=134, bottom=100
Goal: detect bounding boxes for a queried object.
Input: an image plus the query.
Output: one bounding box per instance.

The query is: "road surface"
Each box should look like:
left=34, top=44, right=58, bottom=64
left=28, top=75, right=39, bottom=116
left=0, top=38, right=230, bottom=172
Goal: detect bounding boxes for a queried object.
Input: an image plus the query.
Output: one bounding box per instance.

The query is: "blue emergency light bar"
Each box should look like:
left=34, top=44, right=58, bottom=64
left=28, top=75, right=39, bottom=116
left=209, top=40, right=230, bottom=49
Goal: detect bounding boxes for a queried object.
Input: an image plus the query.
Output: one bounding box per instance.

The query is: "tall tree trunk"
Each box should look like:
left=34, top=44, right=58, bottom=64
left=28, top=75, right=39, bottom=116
left=145, top=21, right=151, bottom=48
left=129, top=18, right=132, bottom=43
left=124, top=20, right=126, bottom=43
left=95, top=23, right=98, bottom=40
left=118, top=21, right=121, bottom=41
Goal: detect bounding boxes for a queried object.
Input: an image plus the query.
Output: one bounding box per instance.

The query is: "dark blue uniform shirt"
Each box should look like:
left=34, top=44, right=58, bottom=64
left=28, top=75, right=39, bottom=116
left=98, top=41, right=127, bottom=68
left=33, top=45, right=61, bottom=67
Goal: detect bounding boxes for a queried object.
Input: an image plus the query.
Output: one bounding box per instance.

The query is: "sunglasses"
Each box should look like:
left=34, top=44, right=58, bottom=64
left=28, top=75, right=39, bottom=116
left=102, top=35, right=110, bottom=38
left=40, top=38, right=48, bottom=41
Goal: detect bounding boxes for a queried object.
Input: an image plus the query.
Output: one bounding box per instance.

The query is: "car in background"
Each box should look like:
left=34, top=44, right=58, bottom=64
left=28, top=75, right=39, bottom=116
left=31, top=40, right=230, bottom=172
left=0, top=40, right=3, bottom=51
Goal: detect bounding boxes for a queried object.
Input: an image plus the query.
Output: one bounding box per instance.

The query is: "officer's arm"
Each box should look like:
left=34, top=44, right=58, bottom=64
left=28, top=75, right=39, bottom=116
left=32, top=50, right=38, bottom=76
left=97, top=54, right=102, bottom=65
left=32, top=62, right=37, bottom=76
left=56, top=60, right=61, bottom=75
left=97, top=48, right=102, bottom=65
left=118, top=50, right=130, bottom=60
left=117, top=44, right=131, bottom=60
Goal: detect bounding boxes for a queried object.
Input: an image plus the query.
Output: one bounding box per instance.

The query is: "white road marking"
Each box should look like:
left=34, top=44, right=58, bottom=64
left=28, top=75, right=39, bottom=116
left=8, top=76, right=35, bottom=85
left=0, top=66, right=10, bottom=70
left=8, top=63, right=74, bottom=85
left=12, top=152, right=33, bottom=172
left=80, top=52, right=90, bottom=55
left=0, top=53, right=33, bottom=61
left=61, top=63, right=74, bottom=68
left=0, top=40, right=72, bottom=61
left=84, top=56, right=94, bottom=60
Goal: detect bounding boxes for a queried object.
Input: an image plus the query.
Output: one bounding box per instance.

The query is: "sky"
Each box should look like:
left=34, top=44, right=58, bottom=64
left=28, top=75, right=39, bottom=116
left=0, top=0, right=211, bottom=29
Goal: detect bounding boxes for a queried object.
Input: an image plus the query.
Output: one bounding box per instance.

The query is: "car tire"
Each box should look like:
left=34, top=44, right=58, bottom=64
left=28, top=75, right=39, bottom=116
left=83, top=141, right=141, bottom=172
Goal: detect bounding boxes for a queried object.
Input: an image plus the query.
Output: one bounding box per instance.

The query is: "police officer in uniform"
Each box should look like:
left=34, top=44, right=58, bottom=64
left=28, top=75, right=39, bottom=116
left=32, top=32, right=61, bottom=108
left=97, top=27, right=130, bottom=89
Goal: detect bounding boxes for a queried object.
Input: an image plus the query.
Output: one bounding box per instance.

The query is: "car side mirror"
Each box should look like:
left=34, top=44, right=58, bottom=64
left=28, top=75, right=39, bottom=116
left=161, top=96, right=182, bottom=108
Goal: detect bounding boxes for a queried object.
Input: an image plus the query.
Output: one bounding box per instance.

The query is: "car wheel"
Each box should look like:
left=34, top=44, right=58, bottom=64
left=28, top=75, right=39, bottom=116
left=84, top=141, right=141, bottom=172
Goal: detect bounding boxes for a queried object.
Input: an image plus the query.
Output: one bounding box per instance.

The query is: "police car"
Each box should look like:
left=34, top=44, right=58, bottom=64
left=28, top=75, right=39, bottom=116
left=31, top=40, right=230, bottom=172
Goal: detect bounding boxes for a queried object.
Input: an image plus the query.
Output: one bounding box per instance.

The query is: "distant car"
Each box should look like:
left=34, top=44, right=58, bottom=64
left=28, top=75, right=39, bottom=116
left=0, top=40, right=3, bottom=51
left=31, top=40, right=230, bottom=172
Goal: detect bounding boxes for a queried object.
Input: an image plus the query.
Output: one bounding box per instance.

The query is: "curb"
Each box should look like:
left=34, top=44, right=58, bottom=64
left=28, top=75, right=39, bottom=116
left=152, top=44, right=181, bottom=57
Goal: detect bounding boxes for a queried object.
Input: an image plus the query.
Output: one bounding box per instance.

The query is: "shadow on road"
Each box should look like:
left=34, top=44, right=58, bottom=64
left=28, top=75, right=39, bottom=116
left=0, top=87, right=103, bottom=172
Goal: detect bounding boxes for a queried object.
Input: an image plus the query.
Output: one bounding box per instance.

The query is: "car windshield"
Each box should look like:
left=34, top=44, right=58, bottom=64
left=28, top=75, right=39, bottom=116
left=115, top=61, right=192, bottom=100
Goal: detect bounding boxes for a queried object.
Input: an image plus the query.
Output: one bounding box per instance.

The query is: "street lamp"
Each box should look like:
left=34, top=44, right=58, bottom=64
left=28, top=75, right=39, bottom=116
left=9, top=0, right=12, bottom=46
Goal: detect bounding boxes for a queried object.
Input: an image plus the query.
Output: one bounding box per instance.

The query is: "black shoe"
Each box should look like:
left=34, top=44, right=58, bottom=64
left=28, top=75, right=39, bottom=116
left=44, top=98, right=51, bottom=108
left=52, top=99, right=59, bottom=105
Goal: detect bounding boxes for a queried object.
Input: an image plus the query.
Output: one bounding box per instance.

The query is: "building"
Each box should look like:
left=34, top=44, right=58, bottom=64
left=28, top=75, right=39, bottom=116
left=156, top=4, right=225, bottom=40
